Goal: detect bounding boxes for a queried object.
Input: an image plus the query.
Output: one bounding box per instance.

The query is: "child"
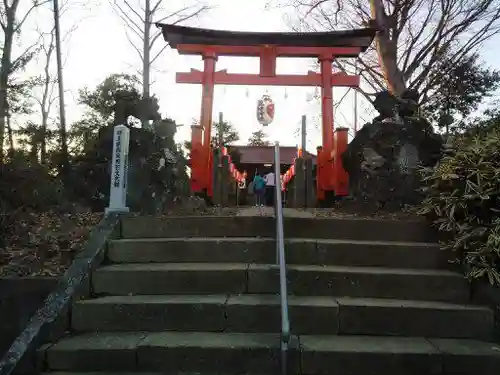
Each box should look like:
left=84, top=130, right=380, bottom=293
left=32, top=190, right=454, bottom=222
left=253, top=171, right=266, bottom=207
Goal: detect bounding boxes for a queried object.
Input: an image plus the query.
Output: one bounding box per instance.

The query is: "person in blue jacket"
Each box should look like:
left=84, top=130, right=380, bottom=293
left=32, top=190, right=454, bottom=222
left=253, top=171, right=266, bottom=207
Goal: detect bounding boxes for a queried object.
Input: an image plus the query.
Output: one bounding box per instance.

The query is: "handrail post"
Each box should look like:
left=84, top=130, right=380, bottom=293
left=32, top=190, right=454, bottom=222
left=274, top=142, right=290, bottom=375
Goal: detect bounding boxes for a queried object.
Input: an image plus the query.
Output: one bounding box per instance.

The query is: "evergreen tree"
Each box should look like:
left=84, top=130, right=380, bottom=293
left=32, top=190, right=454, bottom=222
left=248, top=129, right=270, bottom=146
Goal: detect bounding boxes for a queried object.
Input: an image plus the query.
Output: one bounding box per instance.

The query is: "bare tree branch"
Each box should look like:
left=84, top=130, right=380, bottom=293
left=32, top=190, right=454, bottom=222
left=112, top=1, right=144, bottom=40
left=150, top=42, right=168, bottom=64
left=149, top=29, right=163, bottom=50
left=0, top=0, right=53, bottom=159
left=123, top=0, right=146, bottom=22
left=151, top=0, right=163, bottom=14
left=10, top=35, right=43, bottom=73
left=14, top=0, right=51, bottom=34
left=125, top=29, right=144, bottom=60
left=279, top=0, right=500, bottom=101
left=332, top=58, right=378, bottom=103
left=110, top=0, right=211, bottom=115
left=154, top=4, right=208, bottom=25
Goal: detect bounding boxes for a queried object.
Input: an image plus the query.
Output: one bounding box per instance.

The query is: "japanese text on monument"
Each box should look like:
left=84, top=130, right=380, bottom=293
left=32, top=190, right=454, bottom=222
left=113, top=130, right=122, bottom=188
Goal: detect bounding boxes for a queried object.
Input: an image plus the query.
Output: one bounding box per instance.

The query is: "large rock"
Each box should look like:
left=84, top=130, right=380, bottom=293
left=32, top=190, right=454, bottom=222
left=342, top=89, right=444, bottom=210
left=70, top=119, right=180, bottom=213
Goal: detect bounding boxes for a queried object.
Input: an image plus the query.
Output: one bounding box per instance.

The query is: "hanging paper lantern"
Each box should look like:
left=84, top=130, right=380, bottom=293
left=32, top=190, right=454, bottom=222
left=257, top=94, right=275, bottom=126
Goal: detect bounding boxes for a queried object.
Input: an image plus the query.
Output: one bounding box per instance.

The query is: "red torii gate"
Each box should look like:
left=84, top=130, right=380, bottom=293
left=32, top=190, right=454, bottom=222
left=157, top=24, right=375, bottom=201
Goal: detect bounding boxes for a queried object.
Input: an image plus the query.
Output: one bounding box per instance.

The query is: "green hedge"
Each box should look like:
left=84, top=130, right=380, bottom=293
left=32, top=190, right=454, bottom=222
left=418, top=127, right=500, bottom=285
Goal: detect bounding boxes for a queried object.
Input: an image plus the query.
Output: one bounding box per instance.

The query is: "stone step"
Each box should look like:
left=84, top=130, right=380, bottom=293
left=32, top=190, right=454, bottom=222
left=300, top=335, right=500, bottom=375
left=335, top=297, right=493, bottom=339
left=119, top=215, right=436, bottom=242
left=72, top=295, right=493, bottom=339
left=40, top=332, right=500, bottom=374
left=40, top=332, right=289, bottom=373
left=108, top=237, right=447, bottom=269
left=92, top=263, right=469, bottom=303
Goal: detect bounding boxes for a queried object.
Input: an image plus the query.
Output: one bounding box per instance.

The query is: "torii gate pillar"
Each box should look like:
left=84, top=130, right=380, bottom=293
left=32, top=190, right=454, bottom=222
left=198, top=52, right=217, bottom=197
left=319, top=55, right=335, bottom=198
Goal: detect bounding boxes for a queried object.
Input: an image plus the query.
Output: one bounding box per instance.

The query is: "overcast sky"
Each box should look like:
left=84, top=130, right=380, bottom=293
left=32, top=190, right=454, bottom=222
left=18, top=0, right=500, bottom=152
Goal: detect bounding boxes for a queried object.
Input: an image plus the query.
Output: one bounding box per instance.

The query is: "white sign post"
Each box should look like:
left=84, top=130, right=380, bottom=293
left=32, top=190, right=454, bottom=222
left=106, top=124, right=130, bottom=214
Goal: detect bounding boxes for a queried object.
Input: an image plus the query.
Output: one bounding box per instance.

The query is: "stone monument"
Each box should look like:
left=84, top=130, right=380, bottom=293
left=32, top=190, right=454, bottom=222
left=105, top=124, right=130, bottom=214
left=341, top=89, right=445, bottom=211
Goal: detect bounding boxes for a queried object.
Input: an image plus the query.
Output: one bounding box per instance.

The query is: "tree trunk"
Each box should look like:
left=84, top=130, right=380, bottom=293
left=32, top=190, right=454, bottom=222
left=0, top=29, right=14, bottom=164
left=370, top=0, right=406, bottom=96
left=6, top=113, right=14, bottom=158
left=40, top=33, right=55, bottom=166
left=30, top=141, right=38, bottom=164
left=0, top=1, right=19, bottom=163
left=41, top=111, right=48, bottom=164
left=53, top=0, right=70, bottom=178
left=142, top=0, right=151, bottom=129
left=0, top=85, right=7, bottom=162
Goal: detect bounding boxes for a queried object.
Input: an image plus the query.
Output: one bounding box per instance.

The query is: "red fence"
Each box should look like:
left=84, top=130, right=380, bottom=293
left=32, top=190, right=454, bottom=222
left=221, top=147, right=246, bottom=182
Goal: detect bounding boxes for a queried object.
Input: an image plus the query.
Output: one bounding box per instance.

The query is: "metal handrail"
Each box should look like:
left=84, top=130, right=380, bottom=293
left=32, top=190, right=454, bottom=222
left=273, top=142, right=291, bottom=375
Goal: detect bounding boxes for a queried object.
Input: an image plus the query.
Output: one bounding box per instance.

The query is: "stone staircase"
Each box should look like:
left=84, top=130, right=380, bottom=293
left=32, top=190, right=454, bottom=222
left=38, top=215, right=500, bottom=375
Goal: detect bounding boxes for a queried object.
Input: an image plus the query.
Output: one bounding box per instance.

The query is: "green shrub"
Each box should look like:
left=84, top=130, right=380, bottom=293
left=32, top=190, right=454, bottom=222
left=418, top=127, right=500, bottom=285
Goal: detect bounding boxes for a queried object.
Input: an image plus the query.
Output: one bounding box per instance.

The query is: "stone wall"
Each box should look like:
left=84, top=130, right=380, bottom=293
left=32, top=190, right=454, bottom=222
left=0, top=277, right=58, bottom=356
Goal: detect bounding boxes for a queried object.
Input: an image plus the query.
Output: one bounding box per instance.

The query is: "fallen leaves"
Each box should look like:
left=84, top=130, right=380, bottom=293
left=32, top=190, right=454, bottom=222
left=0, top=211, right=103, bottom=278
